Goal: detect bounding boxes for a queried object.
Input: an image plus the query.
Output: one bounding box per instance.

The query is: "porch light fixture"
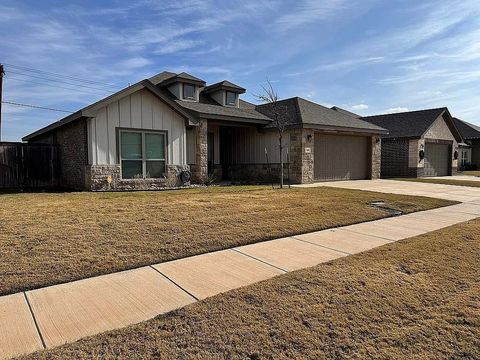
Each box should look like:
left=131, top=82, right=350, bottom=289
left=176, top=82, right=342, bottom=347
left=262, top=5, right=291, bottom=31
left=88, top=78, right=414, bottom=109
left=307, top=134, right=312, bottom=142
left=419, top=149, right=425, bottom=161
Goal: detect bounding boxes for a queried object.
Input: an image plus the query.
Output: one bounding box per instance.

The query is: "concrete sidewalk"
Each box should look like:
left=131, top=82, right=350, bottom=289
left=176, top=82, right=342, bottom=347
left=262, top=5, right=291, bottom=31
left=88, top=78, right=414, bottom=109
left=2, top=181, right=480, bottom=359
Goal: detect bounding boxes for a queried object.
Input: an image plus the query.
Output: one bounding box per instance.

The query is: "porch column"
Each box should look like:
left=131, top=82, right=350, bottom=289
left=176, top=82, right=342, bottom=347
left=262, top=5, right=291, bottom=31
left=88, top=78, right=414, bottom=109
left=370, top=136, right=381, bottom=179
left=289, top=129, right=314, bottom=184
left=193, top=119, right=208, bottom=183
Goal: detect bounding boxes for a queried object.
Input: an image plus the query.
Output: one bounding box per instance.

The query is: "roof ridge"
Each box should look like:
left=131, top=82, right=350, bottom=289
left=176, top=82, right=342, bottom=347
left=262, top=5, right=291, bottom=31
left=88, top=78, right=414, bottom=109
left=454, top=117, right=480, bottom=134
left=362, top=107, right=447, bottom=118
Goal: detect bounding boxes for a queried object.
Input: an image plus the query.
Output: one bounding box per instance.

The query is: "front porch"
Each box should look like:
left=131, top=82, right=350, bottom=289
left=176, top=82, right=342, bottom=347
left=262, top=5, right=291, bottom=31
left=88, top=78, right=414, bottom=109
left=187, top=119, right=292, bottom=184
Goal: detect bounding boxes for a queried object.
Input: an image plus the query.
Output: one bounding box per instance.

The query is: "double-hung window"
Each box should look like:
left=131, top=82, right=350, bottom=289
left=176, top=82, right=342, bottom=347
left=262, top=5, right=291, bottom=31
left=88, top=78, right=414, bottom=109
left=183, top=83, right=195, bottom=100
left=225, top=91, right=237, bottom=105
left=119, top=130, right=166, bottom=179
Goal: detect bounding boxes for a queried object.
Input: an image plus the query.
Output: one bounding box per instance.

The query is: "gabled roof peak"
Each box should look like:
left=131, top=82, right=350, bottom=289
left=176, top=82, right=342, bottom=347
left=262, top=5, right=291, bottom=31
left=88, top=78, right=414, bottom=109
left=203, top=80, right=246, bottom=94
left=154, top=71, right=206, bottom=87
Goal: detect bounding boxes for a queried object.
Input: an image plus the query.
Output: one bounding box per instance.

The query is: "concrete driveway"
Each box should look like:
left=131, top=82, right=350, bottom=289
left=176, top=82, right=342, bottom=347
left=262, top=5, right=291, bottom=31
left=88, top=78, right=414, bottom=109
left=295, top=179, right=480, bottom=203
left=431, top=175, right=480, bottom=182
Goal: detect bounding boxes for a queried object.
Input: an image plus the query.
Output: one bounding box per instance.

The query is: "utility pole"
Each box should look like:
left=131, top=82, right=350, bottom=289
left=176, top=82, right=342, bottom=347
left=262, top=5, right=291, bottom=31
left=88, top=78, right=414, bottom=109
left=0, top=64, right=4, bottom=141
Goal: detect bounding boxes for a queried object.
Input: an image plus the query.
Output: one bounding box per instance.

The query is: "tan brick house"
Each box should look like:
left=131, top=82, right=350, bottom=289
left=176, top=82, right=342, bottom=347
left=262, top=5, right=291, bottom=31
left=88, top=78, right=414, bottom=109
left=362, top=108, right=463, bottom=177
left=23, top=71, right=387, bottom=191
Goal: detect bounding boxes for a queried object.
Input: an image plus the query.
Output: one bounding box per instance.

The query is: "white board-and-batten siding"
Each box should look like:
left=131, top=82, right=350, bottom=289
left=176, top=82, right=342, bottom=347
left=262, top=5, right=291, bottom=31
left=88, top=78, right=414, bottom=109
left=87, top=89, right=187, bottom=166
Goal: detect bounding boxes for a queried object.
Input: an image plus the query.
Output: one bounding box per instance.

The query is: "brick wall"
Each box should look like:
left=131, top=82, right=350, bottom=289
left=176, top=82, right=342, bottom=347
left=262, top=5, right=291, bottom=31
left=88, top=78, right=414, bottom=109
left=29, top=119, right=88, bottom=190
left=381, top=139, right=410, bottom=178
left=289, top=129, right=314, bottom=184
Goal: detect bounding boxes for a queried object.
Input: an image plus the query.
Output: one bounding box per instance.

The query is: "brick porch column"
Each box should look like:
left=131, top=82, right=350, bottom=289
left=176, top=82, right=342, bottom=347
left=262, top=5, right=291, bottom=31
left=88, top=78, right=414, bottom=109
left=370, top=136, right=381, bottom=179
left=289, top=129, right=314, bottom=184
left=193, top=119, right=208, bottom=183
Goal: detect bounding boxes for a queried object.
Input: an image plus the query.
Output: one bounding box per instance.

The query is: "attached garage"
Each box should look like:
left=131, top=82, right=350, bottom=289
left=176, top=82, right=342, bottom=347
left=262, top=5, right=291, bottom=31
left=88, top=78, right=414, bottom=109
left=362, top=108, right=463, bottom=178
left=314, top=134, right=369, bottom=181
left=424, top=142, right=450, bottom=176
left=256, top=98, right=388, bottom=183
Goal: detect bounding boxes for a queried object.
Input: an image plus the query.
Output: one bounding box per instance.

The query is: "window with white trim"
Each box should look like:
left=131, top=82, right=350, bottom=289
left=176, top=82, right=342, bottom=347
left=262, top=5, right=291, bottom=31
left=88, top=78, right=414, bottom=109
left=461, top=150, right=468, bottom=166
left=183, top=83, right=195, bottom=100
left=119, top=130, right=166, bottom=179
left=225, top=91, right=237, bottom=105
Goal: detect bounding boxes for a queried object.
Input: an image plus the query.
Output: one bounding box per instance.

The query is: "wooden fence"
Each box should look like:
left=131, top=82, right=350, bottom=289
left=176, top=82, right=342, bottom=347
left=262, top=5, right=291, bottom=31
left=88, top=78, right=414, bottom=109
left=0, top=143, right=60, bottom=189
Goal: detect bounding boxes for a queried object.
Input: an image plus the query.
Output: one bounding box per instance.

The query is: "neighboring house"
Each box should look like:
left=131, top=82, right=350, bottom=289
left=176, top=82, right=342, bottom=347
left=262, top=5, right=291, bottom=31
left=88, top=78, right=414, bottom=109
left=361, top=108, right=463, bottom=178
left=452, top=117, right=480, bottom=170
left=23, top=71, right=387, bottom=191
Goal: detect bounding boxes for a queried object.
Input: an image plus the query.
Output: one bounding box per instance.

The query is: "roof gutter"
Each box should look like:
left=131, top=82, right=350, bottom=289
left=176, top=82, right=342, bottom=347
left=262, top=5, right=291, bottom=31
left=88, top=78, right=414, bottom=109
left=197, top=113, right=272, bottom=125
left=292, top=123, right=389, bottom=135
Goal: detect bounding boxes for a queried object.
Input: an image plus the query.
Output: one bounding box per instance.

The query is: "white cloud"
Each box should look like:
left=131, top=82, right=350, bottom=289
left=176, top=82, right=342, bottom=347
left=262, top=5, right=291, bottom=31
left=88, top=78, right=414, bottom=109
left=276, top=0, right=347, bottom=31
left=315, top=57, right=384, bottom=72
left=386, top=107, right=409, bottom=113
left=117, top=57, right=152, bottom=70
left=351, top=104, right=368, bottom=110
left=154, top=39, right=204, bottom=55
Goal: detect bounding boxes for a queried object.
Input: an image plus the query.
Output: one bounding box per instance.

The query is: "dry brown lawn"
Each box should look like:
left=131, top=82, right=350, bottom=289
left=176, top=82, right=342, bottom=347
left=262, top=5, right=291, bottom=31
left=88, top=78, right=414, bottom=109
left=397, top=177, right=480, bottom=188
left=460, top=171, right=480, bottom=177
left=23, top=216, right=480, bottom=359
left=0, top=186, right=452, bottom=296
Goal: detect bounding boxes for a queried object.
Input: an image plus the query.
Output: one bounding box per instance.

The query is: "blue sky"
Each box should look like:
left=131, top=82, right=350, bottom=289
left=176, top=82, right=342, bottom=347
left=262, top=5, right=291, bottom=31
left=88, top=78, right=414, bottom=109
left=1, top=0, right=480, bottom=141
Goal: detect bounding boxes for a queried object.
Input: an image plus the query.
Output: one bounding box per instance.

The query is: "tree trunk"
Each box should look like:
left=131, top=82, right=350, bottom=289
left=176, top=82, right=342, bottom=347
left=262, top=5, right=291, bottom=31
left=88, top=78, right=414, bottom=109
left=279, top=134, right=283, bottom=188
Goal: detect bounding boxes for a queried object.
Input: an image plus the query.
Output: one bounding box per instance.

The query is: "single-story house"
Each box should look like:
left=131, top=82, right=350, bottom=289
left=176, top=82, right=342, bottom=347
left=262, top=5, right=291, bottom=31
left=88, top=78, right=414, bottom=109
left=452, top=117, right=480, bottom=170
left=23, top=71, right=387, bottom=191
left=361, top=108, right=463, bottom=178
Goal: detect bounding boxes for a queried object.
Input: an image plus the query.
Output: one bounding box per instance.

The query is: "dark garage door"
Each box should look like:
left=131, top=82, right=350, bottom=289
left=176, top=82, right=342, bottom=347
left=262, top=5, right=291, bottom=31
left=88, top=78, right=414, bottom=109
left=314, top=134, right=368, bottom=181
left=424, top=143, right=450, bottom=177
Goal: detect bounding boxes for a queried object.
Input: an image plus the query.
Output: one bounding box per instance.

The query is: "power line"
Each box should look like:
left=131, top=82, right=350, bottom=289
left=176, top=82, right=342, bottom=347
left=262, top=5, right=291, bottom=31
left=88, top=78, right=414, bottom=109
left=7, top=70, right=115, bottom=92
left=5, top=75, right=109, bottom=96
left=1, top=100, right=74, bottom=113
left=1, top=62, right=117, bottom=87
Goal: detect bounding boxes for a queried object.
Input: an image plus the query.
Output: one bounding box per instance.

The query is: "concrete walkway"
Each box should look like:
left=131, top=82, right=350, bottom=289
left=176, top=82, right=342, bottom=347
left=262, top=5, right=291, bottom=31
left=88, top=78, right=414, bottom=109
left=2, top=181, right=480, bottom=359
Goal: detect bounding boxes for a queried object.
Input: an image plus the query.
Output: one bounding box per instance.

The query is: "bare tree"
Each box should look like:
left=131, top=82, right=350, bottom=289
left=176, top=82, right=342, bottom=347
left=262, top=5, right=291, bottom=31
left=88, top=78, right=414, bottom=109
left=256, top=81, right=288, bottom=188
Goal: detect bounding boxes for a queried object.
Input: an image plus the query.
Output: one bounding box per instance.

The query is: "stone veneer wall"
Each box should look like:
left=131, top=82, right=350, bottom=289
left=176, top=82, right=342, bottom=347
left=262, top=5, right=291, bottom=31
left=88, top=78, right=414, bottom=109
left=192, top=120, right=208, bottom=183
left=226, top=163, right=289, bottom=184
left=289, top=129, right=314, bottom=184
left=85, top=164, right=190, bottom=191
left=370, top=136, right=381, bottom=179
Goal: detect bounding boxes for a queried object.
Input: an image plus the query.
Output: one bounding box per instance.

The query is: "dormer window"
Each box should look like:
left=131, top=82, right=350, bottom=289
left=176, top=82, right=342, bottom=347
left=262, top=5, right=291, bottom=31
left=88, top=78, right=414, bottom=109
left=202, top=80, right=246, bottom=108
left=226, top=91, right=237, bottom=106
left=183, top=83, right=196, bottom=100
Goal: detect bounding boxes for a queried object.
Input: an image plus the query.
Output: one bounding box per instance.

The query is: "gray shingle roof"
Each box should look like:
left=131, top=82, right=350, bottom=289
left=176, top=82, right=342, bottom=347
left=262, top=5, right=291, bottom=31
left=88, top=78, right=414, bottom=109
left=331, top=106, right=360, bottom=118
left=151, top=71, right=206, bottom=86
left=453, top=117, right=480, bottom=140
left=361, top=108, right=448, bottom=138
left=176, top=97, right=271, bottom=123
left=256, top=97, right=387, bottom=133
left=176, top=72, right=206, bottom=84
left=148, top=71, right=177, bottom=85
left=203, top=80, right=246, bottom=94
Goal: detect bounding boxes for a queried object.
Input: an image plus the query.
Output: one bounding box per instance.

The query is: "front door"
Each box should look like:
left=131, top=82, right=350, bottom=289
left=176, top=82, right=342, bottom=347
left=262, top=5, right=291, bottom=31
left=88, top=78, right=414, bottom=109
left=207, top=132, right=214, bottom=174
